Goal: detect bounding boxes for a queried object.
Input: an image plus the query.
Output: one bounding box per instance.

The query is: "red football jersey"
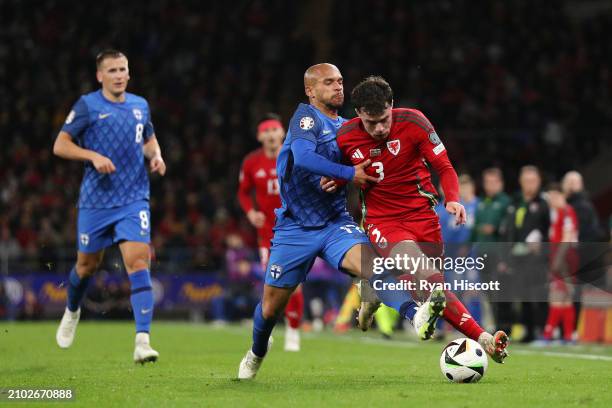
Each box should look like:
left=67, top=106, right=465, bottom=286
left=336, top=108, right=459, bottom=224
left=238, top=148, right=281, bottom=246
left=549, top=205, right=578, bottom=243
left=549, top=205, right=579, bottom=277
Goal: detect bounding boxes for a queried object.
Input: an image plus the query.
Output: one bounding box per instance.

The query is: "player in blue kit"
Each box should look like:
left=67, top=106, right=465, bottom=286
left=53, top=50, right=165, bottom=364
left=238, top=63, right=447, bottom=379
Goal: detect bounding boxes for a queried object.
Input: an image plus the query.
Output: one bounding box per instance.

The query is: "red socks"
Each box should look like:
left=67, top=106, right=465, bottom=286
left=562, top=305, right=575, bottom=341
left=426, top=273, right=485, bottom=341
left=544, top=306, right=563, bottom=339
left=544, top=305, right=575, bottom=341
left=285, top=288, right=304, bottom=329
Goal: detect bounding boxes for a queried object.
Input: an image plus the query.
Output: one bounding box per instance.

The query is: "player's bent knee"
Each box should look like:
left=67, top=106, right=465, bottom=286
left=76, top=252, right=104, bottom=277
left=76, top=263, right=97, bottom=277
left=128, top=258, right=149, bottom=273
left=262, top=286, right=294, bottom=319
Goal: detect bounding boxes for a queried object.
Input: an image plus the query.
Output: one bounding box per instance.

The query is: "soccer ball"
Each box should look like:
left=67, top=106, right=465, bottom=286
left=440, top=337, right=488, bottom=383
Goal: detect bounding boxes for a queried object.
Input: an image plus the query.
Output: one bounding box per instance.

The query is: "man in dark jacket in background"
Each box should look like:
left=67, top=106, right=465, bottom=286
left=498, top=165, right=550, bottom=342
left=562, top=171, right=602, bottom=243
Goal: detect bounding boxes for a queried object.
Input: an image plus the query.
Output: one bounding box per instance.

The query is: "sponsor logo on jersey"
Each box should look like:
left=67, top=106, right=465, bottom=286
left=79, top=233, right=89, bottom=247
left=65, top=110, right=75, bottom=124
left=351, top=149, right=365, bottom=160
left=98, top=112, right=112, bottom=119
left=322, top=129, right=331, bottom=135
left=133, top=108, right=143, bottom=120
left=255, top=168, right=267, bottom=178
left=387, top=140, right=400, bottom=156
left=370, top=148, right=381, bottom=157
left=428, top=131, right=441, bottom=145
left=270, top=264, right=283, bottom=279
left=299, top=116, right=315, bottom=130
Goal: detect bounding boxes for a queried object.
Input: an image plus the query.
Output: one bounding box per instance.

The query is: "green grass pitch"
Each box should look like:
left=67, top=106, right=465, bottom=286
left=1, top=322, right=611, bottom=407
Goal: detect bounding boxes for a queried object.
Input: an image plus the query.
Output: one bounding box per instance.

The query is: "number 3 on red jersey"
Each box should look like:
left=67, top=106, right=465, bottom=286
left=372, top=161, right=384, bottom=181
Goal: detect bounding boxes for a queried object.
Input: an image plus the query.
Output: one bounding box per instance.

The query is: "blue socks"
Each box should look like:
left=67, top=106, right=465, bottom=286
left=252, top=302, right=277, bottom=357
left=368, top=270, right=418, bottom=321
left=67, top=266, right=91, bottom=312
left=129, top=269, right=154, bottom=333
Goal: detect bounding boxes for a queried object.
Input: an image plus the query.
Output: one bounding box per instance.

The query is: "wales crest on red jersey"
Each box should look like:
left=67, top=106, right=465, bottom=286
left=387, top=139, right=400, bottom=155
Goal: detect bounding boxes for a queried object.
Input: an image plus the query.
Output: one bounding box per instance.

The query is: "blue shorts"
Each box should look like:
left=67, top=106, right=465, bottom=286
left=265, top=214, right=370, bottom=288
left=77, top=200, right=151, bottom=253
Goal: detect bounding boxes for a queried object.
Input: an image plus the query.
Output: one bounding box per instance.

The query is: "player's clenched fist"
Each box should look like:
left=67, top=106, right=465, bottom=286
left=247, top=209, right=266, bottom=228
left=92, top=153, right=116, bottom=174
left=352, top=159, right=379, bottom=187
left=150, top=155, right=166, bottom=176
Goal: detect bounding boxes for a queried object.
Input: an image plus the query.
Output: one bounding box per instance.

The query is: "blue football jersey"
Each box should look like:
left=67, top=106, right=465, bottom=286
left=61, top=90, right=154, bottom=208
left=436, top=198, right=479, bottom=244
left=275, top=103, right=348, bottom=227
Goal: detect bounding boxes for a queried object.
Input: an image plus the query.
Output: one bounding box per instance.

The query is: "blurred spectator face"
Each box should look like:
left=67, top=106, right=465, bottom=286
left=257, top=126, right=284, bottom=152
left=356, top=104, right=393, bottom=141
left=305, top=64, right=344, bottom=110
left=520, top=168, right=541, bottom=198
left=96, top=56, right=130, bottom=97
left=483, top=171, right=503, bottom=197
left=459, top=175, right=475, bottom=201
left=561, top=171, right=583, bottom=195
left=226, top=233, right=243, bottom=249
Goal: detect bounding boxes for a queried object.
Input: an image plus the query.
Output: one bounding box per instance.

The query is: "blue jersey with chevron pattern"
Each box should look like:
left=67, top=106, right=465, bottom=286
left=275, top=103, right=348, bottom=227
left=61, top=90, right=154, bottom=208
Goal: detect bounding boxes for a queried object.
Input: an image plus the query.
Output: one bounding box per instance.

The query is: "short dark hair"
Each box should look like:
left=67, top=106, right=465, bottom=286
left=96, top=49, right=126, bottom=69
left=483, top=167, right=503, bottom=180
left=257, top=112, right=282, bottom=125
left=546, top=182, right=562, bottom=193
left=351, top=76, right=393, bottom=116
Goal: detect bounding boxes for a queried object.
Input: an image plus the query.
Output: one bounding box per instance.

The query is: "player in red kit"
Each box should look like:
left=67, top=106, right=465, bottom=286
left=326, top=76, right=508, bottom=362
left=542, top=183, right=579, bottom=342
left=238, top=114, right=303, bottom=352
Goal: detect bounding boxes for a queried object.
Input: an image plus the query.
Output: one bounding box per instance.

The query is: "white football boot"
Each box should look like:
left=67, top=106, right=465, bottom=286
left=56, top=307, right=80, bottom=348
left=478, top=330, right=509, bottom=363
left=412, top=289, right=446, bottom=340
left=133, top=332, right=159, bottom=364
left=238, top=337, right=274, bottom=379
left=356, top=279, right=381, bottom=331
left=284, top=326, right=301, bottom=352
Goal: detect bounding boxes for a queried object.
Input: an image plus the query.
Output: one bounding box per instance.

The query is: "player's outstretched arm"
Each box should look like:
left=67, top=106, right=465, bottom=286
left=143, top=134, right=166, bottom=176
left=53, top=131, right=116, bottom=174
left=291, top=139, right=377, bottom=186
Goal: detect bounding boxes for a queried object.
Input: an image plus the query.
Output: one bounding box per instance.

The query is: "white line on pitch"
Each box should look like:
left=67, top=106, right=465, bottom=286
left=512, top=349, right=612, bottom=362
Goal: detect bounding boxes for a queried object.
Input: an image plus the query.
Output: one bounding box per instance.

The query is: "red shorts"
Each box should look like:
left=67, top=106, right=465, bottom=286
left=365, top=216, right=443, bottom=257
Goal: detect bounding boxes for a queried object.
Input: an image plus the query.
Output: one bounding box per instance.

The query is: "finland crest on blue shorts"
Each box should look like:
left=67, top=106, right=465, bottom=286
left=77, top=199, right=151, bottom=253
left=264, top=213, right=370, bottom=288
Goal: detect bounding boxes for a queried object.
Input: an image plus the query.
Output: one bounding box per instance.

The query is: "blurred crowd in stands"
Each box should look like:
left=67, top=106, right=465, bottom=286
left=1, top=1, right=611, bottom=335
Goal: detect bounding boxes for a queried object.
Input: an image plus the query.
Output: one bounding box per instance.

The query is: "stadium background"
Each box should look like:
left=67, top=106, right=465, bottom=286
left=1, top=0, right=611, bottom=342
